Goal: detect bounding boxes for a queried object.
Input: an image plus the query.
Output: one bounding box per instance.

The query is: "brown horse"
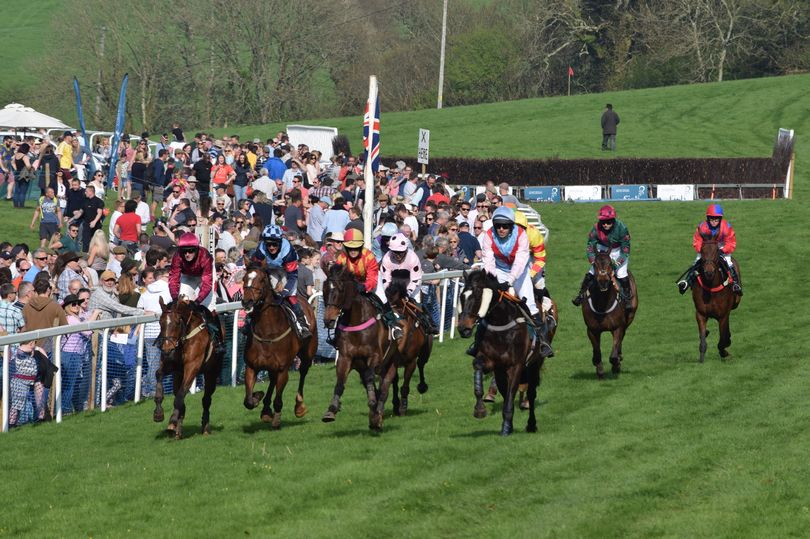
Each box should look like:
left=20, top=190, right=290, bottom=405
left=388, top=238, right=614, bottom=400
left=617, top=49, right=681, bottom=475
left=321, top=264, right=398, bottom=431
left=384, top=278, right=432, bottom=417
left=241, top=265, right=316, bottom=428
left=154, top=298, right=223, bottom=439
left=458, top=269, right=551, bottom=436
left=580, top=252, right=638, bottom=379
left=692, top=240, right=742, bottom=362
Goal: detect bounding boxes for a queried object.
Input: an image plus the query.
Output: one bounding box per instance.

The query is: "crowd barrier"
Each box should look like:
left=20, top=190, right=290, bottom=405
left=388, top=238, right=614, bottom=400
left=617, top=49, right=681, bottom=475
left=0, top=270, right=466, bottom=433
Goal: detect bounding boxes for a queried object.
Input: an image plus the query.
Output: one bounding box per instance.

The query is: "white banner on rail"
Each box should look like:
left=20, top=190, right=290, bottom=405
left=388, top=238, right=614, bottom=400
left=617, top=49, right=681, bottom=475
left=564, top=185, right=602, bottom=201
left=657, top=184, right=695, bottom=201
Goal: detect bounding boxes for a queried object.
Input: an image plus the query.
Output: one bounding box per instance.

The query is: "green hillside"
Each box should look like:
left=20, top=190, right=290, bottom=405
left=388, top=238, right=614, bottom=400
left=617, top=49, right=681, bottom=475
left=224, top=73, right=809, bottom=198
left=0, top=1, right=60, bottom=98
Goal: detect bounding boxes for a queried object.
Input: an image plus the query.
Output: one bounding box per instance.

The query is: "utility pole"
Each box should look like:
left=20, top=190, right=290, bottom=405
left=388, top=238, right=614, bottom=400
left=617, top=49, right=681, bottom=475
left=437, top=0, right=448, bottom=109
left=95, top=25, right=106, bottom=120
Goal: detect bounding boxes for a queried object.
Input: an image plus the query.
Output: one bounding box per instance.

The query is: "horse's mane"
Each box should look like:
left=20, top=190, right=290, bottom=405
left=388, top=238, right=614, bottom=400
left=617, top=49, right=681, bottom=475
left=328, top=263, right=353, bottom=282
left=386, top=278, right=409, bottom=304
left=465, top=268, right=499, bottom=289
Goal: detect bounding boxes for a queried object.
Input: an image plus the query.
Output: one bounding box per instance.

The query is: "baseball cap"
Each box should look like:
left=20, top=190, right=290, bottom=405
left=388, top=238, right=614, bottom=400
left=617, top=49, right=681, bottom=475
left=187, top=175, right=197, bottom=183
left=319, top=196, right=332, bottom=205
left=0, top=251, right=12, bottom=261
left=100, top=270, right=117, bottom=281
left=112, top=246, right=127, bottom=255
left=62, top=294, right=81, bottom=307
left=330, top=231, right=345, bottom=242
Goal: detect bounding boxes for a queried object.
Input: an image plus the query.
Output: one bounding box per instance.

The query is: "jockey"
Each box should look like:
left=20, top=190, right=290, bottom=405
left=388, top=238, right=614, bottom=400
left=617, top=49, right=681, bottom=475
left=677, top=203, right=742, bottom=295
left=572, top=204, right=633, bottom=309
left=378, top=232, right=436, bottom=337
left=514, top=210, right=556, bottom=334
left=168, top=232, right=225, bottom=354
left=371, top=222, right=399, bottom=262
left=478, top=207, right=552, bottom=357
left=252, top=224, right=311, bottom=338
left=332, top=228, right=399, bottom=340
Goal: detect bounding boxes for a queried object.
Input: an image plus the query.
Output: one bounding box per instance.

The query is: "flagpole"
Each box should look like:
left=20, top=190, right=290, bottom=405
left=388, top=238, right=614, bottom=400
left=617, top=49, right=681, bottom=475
left=567, top=68, right=571, bottom=97
left=363, top=76, right=378, bottom=250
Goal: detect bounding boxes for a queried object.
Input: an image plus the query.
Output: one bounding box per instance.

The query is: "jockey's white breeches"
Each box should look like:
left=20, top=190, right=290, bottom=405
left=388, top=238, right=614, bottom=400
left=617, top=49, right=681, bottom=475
left=493, top=265, right=537, bottom=316
left=179, top=275, right=213, bottom=310
left=590, top=247, right=628, bottom=279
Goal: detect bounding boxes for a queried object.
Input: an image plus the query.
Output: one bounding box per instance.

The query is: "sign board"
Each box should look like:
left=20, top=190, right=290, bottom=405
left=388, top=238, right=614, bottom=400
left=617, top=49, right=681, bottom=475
left=523, top=186, right=561, bottom=203
left=417, top=129, right=430, bottom=165
left=610, top=185, right=649, bottom=200
left=656, top=184, right=695, bottom=201
left=564, top=185, right=602, bottom=201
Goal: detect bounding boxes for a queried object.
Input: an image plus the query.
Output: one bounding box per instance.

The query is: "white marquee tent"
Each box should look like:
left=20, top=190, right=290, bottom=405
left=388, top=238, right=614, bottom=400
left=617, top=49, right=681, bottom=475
left=0, top=102, right=69, bottom=130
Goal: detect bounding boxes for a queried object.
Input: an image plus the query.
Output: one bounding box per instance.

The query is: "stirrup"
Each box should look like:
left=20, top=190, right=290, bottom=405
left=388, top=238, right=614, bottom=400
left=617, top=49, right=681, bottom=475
left=732, top=283, right=743, bottom=295
left=391, top=326, right=403, bottom=340
left=571, top=294, right=583, bottom=306
left=677, top=280, right=689, bottom=294
left=465, top=343, right=478, bottom=357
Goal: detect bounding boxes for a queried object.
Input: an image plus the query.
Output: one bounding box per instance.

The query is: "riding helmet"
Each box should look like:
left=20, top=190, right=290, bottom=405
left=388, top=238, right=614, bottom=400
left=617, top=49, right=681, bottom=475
left=513, top=211, right=528, bottom=229
left=261, top=224, right=284, bottom=242
left=177, top=232, right=200, bottom=248
left=381, top=222, right=398, bottom=237
left=491, top=206, right=515, bottom=224
left=706, top=203, right=724, bottom=218
left=343, top=229, right=364, bottom=249
left=388, top=233, right=409, bottom=253
left=598, top=205, right=616, bottom=221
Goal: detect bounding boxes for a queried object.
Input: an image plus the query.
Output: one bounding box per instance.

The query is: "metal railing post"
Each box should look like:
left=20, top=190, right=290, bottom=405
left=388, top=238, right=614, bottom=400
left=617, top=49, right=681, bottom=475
left=231, top=310, right=239, bottom=388
left=439, top=274, right=449, bottom=343
left=100, top=328, right=109, bottom=412
left=134, top=326, right=144, bottom=403
left=54, top=335, right=62, bottom=424
left=2, top=345, right=9, bottom=432
left=450, top=277, right=460, bottom=339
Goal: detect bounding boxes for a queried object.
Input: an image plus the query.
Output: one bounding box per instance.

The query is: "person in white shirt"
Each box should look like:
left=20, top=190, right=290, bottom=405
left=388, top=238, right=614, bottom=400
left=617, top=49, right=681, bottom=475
left=133, top=192, right=151, bottom=225
left=252, top=169, right=277, bottom=198
left=217, top=220, right=238, bottom=253
left=108, top=199, right=124, bottom=243
left=137, top=267, right=172, bottom=397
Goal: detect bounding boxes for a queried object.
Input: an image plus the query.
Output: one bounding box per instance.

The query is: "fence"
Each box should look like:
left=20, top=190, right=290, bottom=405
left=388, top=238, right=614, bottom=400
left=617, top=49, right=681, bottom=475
left=1, top=270, right=467, bottom=433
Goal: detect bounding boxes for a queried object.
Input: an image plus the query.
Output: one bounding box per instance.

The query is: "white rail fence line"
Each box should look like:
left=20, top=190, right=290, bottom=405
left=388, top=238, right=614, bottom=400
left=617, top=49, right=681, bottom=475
left=1, top=271, right=467, bottom=433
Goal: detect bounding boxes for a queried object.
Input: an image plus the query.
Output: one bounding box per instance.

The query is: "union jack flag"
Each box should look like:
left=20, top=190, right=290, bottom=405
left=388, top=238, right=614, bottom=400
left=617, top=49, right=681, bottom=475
left=363, top=95, right=380, bottom=173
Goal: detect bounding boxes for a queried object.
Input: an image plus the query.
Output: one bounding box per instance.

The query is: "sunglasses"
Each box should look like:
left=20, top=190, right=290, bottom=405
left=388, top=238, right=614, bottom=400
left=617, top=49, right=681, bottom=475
left=173, top=190, right=180, bottom=194
left=180, top=248, right=196, bottom=255
left=35, top=256, right=47, bottom=261
left=103, top=278, right=116, bottom=282
left=473, top=226, right=482, bottom=230
left=425, top=217, right=434, bottom=222
left=461, top=208, right=470, bottom=211
left=494, top=223, right=512, bottom=230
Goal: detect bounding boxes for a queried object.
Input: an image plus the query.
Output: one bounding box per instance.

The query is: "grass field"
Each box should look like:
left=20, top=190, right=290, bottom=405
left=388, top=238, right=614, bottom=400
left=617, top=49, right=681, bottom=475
left=0, top=1, right=61, bottom=99
left=1, top=75, right=810, bottom=537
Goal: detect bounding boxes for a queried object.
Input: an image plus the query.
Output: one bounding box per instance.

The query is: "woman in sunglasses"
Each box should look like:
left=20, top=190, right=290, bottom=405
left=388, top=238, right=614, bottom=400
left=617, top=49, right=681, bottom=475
left=572, top=205, right=633, bottom=309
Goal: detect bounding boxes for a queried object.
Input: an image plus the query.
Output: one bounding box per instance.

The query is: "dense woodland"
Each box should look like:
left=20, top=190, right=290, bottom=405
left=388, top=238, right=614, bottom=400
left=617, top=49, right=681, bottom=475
left=27, top=0, right=810, bottom=131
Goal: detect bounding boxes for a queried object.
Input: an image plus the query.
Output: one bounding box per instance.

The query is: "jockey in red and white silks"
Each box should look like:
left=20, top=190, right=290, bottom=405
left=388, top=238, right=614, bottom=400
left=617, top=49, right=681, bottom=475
left=481, top=207, right=537, bottom=316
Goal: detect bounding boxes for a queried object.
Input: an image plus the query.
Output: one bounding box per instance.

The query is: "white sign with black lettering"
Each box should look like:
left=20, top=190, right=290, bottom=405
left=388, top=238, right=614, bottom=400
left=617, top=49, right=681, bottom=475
left=417, top=129, right=430, bottom=165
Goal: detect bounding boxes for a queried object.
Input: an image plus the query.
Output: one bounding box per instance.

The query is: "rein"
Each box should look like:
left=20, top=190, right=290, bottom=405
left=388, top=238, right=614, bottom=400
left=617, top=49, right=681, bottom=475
left=696, top=274, right=733, bottom=293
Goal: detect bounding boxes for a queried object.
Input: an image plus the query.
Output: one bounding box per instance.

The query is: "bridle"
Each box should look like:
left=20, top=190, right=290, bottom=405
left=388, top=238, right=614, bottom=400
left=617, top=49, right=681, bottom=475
left=156, top=303, right=193, bottom=355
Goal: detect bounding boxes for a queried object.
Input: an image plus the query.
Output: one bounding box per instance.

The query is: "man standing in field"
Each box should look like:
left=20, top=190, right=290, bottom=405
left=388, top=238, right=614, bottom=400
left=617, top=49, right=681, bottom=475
left=601, top=104, right=620, bottom=151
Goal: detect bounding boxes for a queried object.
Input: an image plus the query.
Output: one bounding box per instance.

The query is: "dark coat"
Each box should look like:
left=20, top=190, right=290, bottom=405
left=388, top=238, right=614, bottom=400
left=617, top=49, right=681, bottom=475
left=601, top=110, right=620, bottom=135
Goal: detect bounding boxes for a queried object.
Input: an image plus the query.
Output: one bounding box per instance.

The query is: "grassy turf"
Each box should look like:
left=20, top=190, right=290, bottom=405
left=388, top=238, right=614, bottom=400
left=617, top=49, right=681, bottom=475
left=1, top=196, right=808, bottom=537
left=0, top=1, right=61, bottom=99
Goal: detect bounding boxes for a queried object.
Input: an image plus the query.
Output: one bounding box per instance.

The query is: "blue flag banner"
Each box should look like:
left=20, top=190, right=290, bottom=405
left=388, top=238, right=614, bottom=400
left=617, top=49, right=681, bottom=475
left=106, top=74, right=128, bottom=189
left=610, top=185, right=650, bottom=200
left=363, top=95, right=380, bottom=173
left=73, top=77, right=96, bottom=177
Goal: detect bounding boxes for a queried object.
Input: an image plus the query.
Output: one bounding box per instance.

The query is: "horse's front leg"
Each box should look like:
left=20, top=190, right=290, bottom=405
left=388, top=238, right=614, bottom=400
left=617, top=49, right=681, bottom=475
left=525, top=363, right=540, bottom=433
left=153, top=356, right=166, bottom=422
left=243, top=362, right=264, bottom=410
left=260, top=371, right=275, bottom=423
left=472, top=358, right=487, bottom=419
left=321, top=354, right=351, bottom=422
left=373, top=360, right=397, bottom=431
left=499, top=364, right=522, bottom=436
left=397, top=360, right=416, bottom=416
left=718, top=313, right=731, bottom=358
left=588, top=328, right=604, bottom=379
left=609, top=326, right=626, bottom=375
left=200, top=363, right=218, bottom=435
left=170, top=362, right=197, bottom=440
left=271, top=370, right=289, bottom=429
left=294, top=354, right=311, bottom=418
left=696, top=311, right=708, bottom=363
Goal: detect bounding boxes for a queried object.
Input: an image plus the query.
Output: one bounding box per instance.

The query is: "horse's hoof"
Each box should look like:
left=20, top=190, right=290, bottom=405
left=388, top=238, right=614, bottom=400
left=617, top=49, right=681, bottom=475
left=595, top=363, right=605, bottom=380
left=166, top=422, right=176, bottom=432
left=526, top=423, right=537, bottom=433
left=611, top=363, right=621, bottom=375
left=322, top=410, right=336, bottom=423
left=272, top=414, right=282, bottom=429
left=719, top=348, right=730, bottom=358
left=261, top=412, right=273, bottom=423
left=243, top=399, right=255, bottom=410
left=202, top=424, right=212, bottom=435
left=153, top=410, right=164, bottom=423
left=473, top=406, right=488, bottom=419
left=519, top=400, right=530, bottom=411
left=294, top=403, right=308, bottom=418
left=500, top=424, right=513, bottom=436
left=417, top=382, right=429, bottom=394
left=482, top=392, right=496, bottom=403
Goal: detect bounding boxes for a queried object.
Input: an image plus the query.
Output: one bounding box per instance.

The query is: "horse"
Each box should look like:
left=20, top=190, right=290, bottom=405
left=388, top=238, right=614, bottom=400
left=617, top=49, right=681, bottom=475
left=154, top=297, right=223, bottom=439
left=240, top=265, right=316, bottom=428
left=691, top=240, right=742, bottom=362
left=458, top=269, right=550, bottom=436
left=384, top=277, right=432, bottom=417
left=580, top=252, right=638, bottom=379
left=321, top=264, right=400, bottom=431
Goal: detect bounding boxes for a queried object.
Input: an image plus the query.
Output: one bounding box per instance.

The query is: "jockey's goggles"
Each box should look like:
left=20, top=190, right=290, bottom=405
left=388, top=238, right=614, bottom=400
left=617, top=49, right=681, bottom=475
left=707, top=215, right=722, bottom=221
left=493, top=222, right=512, bottom=230
left=264, top=239, right=281, bottom=247
left=179, top=247, right=197, bottom=255
left=600, top=218, right=615, bottom=225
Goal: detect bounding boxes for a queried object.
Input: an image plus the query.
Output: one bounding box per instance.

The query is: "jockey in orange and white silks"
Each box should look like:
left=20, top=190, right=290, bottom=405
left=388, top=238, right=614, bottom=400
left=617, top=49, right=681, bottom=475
left=678, top=203, right=742, bottom=295
left=481, top=207, right=536, bottom=316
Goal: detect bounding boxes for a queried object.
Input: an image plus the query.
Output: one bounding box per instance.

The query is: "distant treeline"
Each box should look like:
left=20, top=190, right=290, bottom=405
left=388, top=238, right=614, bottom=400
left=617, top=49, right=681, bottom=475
left=19, top=0, right=810, bottom=132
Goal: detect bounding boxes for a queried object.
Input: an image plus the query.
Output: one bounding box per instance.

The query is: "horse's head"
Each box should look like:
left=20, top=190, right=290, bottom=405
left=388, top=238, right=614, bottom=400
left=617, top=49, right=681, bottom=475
left=593, top=252, right=615, bottom=292
left=385, top=270, right=411, bottom=307
left=241, top=265, right=284, bottom=314
left=323, top=264, right=356, bottom=329
left=158, top=296, right=192, bottom=356
left=699, top=240, right=720, bottom=280
left=458, top=269, right=498, bottom=338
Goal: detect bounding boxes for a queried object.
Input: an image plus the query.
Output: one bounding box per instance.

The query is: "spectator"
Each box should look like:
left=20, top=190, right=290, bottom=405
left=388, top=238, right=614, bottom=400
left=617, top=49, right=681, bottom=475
left=137, top=267, right=171, bottom=397
left=22, top=278, right=68, bottom=351
left=457, top=221, right=482, bottom=264
left=59, top=222, right=82, bottom=254
left=0, top=283, right=24, bottom=335
left=7, top=340, right=46, bottom=426
left=63, top=177, right=85, bottom=225
left=88, top=270, right=146, bottom=321
left=113, top=199, right=142, bottom=254
left=61, top=294, right=100, bottom=414
left=308, top=196, right=330, bottom=245
left=284, top=193, right=306, bottom=234
left=322, top=198, right=350, bottom=238
left=14, top=281, right=33, bottom=310
left=262, top=148, right=287, bottom=180
left=218, top=220, right=238, bottom=253
left=23, top=248, right=49, bottom=283
left=78, top=185, right=105, bottom=251
left=106, top=246, right=128, bottom=277
left=86, top=229, right=109, bottom=277
left=30, top=186, right=62, bottom=248
left=54, top=251, right=89, bottom=302
left=601, top=103, right=620, bottom=151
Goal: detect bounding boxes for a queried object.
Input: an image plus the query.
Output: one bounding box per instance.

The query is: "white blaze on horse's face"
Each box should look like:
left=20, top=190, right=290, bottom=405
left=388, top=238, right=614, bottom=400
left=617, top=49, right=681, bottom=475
left=477, top=288, right=493, bottom=318
left=247, top=271, right=257, bottom=288
left=459, top=289, right=473, bottom=311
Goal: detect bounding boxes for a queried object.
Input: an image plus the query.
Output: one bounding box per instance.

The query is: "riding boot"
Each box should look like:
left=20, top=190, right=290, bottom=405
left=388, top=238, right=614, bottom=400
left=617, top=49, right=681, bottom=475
left=290, top=301, right=312, bottom=339
left=728, top=265, right=743, bottom=295
left=208, top=311, right=226, bottom=357
left=572, top=273, right=594, bottom=306
left=382, top=302, right=403, bottom=339
left=326, top=328, right=340, bottom=348
left=466, top=325, right=484, bottom=357
left=677, top=262, right=698, bottom=294
left=618, top=277, right=633, bottom=310
left=532, top=313, right=554, bottom=358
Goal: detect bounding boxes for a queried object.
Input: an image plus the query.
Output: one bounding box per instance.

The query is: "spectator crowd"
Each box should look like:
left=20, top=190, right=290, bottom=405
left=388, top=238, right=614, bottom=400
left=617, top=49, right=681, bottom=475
left=0, top=127, right=519, bottom=428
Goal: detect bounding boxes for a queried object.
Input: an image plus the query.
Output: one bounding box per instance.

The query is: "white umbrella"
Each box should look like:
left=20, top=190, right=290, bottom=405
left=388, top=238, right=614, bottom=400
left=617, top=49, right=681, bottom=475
left=0, top=103, right=69, bottom=130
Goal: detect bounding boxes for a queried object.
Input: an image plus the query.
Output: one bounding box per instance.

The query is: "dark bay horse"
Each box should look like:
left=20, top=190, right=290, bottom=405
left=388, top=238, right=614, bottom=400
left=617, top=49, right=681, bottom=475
left=384, top=279, right=432, bottom=417
left=692, top=240, right=742, bottom=362
left=458, top=269, right=550, bottom=436
left=241, top=265, right=316, bottom=428
left=580, top=252, right=638, bottom=379
left=321, top=264, right=399, bottom=431
left=154, top=298, right=223, bottom=439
